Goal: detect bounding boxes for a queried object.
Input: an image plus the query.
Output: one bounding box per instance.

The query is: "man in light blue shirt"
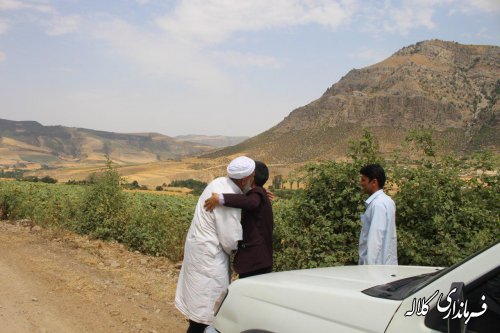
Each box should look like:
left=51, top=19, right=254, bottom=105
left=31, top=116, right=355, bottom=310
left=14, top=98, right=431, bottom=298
left=358, top=164, right=398, bottom=265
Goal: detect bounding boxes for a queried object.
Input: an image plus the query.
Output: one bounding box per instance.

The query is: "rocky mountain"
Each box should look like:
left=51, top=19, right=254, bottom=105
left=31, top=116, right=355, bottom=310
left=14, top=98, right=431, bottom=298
left=206, top=40, right=499, bottom=163
left=175, top=134, right=248, bottom=148
left=0, top=119, right=215, bottom=167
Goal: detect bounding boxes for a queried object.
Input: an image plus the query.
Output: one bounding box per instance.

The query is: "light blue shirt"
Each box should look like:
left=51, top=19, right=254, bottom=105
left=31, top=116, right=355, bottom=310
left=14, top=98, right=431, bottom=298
left=358, top=189, right=398, bottom=265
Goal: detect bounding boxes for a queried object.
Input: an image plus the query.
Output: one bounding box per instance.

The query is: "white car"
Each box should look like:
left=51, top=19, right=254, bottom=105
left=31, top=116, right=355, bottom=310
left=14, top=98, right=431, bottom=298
left=210, top=242, right=499, bottom=333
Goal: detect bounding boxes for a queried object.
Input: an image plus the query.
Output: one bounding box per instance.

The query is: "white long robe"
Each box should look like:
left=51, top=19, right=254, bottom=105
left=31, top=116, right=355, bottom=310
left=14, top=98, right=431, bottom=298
left=175, top=177, right=243, bottom=325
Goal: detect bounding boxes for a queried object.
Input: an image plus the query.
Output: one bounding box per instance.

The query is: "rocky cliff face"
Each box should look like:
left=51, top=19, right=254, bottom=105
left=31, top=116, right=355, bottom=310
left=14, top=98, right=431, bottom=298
left=281, top=40, right=498, bottom=132
left=208, top=40, right=499, bottom=163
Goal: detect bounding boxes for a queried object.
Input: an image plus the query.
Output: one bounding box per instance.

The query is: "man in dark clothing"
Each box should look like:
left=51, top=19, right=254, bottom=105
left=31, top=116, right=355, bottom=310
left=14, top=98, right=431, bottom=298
left=204, top=161, right=274, bottom=278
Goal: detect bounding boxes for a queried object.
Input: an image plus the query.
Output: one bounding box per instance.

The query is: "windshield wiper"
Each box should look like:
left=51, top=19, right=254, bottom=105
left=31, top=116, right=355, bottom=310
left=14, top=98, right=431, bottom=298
left=363, top=271, right=440, bottom=300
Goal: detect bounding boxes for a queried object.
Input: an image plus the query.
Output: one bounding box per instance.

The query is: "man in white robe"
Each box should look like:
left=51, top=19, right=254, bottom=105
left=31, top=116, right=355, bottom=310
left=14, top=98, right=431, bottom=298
left=175, top=156, right=256, bottom=333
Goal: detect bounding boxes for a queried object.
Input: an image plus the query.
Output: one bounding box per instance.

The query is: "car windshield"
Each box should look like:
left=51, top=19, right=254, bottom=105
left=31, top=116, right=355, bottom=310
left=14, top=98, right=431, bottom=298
left=363, top=241, right=499, bottom=300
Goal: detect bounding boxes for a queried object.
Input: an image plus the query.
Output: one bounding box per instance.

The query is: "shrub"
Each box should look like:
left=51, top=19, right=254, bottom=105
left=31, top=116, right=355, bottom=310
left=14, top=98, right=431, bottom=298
left=272, top=131, right=499, bottom=270
left=78, top=161, right=127, bottom=240
left=273, top=161, right=363, bottom=270
left=273, top=130, right=384, bottom=270
left=40, top=176, right=58, bottom=184
left=168, top=179, right=207, bottom=196
left=0, top=169, right=25, bottom=179
left=393, top=158, right=500, bottom=266
left=0, top=181, right=81, bottom=227
left=122, top=194, right=196, bottom=260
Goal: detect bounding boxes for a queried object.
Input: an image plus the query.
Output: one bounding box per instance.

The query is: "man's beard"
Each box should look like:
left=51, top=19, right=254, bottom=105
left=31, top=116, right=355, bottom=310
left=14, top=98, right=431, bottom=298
left=243, top=180, right=252, bottom=193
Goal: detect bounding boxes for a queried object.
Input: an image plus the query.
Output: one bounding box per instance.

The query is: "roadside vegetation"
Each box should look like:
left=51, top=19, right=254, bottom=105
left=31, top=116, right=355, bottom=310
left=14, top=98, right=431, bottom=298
left=167, top=179, right=207, bottom=196
left=273, top=130, right=499, bottom=270
left=0, top=162, right=197, bottom=262
left=1, top=130, right=498, bottom=270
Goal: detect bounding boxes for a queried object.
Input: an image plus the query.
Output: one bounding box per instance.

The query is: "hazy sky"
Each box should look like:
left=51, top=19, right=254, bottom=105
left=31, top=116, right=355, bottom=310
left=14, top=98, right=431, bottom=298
left=0, top=0, right=498, bottom=136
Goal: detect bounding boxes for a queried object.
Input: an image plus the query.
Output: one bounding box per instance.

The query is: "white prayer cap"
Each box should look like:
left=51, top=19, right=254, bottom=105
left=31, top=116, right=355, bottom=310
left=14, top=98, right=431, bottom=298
left=227, top=156, right=255, bottom=179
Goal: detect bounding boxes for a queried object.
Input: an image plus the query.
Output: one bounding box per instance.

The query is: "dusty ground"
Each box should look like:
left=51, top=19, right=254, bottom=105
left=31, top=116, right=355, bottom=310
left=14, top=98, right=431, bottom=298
left=0, top=221, right=187, bottom=333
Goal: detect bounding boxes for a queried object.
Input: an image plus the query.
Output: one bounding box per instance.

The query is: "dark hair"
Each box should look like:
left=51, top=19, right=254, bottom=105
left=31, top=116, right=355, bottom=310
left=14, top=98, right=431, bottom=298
left=254, top=161, right=269, bottom=187
left=360, top=164, right=386, bottom=188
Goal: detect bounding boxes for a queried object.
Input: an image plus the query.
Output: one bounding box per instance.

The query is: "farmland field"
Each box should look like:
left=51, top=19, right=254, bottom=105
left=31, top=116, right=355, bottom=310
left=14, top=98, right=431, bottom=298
left=21, top=156, right=304, bottom=188
left=2, top=143, right=499, bottom=270
left=0, top=179, right=198, bottom=261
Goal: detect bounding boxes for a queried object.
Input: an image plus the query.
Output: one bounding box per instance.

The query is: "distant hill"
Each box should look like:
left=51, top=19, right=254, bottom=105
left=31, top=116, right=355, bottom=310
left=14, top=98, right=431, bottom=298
left=206, top=40, right=499, bottom=163
left=0, top=119, right=215, bottom=167
left=175, top=135, right=248, bottom=148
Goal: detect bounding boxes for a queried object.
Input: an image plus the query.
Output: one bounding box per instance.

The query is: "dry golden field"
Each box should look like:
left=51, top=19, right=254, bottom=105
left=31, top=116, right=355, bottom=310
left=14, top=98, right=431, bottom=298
left=23, top=154, right=305, bottom=189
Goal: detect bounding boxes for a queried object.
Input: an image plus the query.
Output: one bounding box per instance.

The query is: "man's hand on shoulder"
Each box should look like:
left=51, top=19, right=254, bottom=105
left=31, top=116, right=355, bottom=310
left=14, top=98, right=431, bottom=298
left=204, top=193, right=220, bottom=212
left=265, top=189, right=275, bottom=202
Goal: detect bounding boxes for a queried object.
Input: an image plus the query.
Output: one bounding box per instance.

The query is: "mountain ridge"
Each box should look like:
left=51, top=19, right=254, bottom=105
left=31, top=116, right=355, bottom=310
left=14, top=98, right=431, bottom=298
left=0, top=119, right=215, bottom=167
left=205, top=39, right=499, bottom=163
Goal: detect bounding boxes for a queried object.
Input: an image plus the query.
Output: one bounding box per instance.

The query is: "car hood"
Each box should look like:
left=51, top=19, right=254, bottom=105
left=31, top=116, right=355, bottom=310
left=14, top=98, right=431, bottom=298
left=228, top=265, right=440, bottom=332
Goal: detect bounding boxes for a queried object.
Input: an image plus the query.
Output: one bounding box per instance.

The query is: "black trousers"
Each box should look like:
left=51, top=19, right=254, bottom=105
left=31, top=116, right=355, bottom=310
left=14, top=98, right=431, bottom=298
left=187, top=319, right=208, bottom=333
left=238, top=266, right=272, bottom=279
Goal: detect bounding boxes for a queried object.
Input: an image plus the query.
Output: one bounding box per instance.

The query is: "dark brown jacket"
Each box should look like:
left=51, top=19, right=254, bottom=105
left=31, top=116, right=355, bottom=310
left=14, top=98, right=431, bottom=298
left=223, top=186, right=273, bottom=274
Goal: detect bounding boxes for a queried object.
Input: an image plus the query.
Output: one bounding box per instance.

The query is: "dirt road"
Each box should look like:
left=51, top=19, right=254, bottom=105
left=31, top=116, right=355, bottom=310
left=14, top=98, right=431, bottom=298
left=0, top=221, right=187, bottom=333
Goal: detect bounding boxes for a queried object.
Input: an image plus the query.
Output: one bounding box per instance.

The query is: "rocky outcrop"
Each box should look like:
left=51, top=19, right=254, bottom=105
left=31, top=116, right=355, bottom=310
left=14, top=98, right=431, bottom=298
left=208, top=40, right=499, bottom=162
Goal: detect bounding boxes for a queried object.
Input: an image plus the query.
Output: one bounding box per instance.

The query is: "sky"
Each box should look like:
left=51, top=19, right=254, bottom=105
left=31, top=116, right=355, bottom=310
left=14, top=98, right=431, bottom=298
left=0, top=0, right=499, bottom=137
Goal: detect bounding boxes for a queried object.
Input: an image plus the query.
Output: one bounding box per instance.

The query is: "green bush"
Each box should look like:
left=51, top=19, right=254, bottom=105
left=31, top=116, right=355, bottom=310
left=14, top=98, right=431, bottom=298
left=0, top=181, right=81, bottom=226
left=273, top=161, right=363, bottom=270
left=0, top=169, right=25, bottom=179
left=273, top=131, right=382, bottom=270
left=272, top=131, right=499, bottom=270
left=78, top=162, right=127, bottom=240
left=122, top=194, right=196, bottom=260
left=168, top=179, right=207, bottom=196
left=20, top=175, right=58, bottom=183
left=0, top=181, right=27, bottom=219
left=394, top=159, right=500, bottom=266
